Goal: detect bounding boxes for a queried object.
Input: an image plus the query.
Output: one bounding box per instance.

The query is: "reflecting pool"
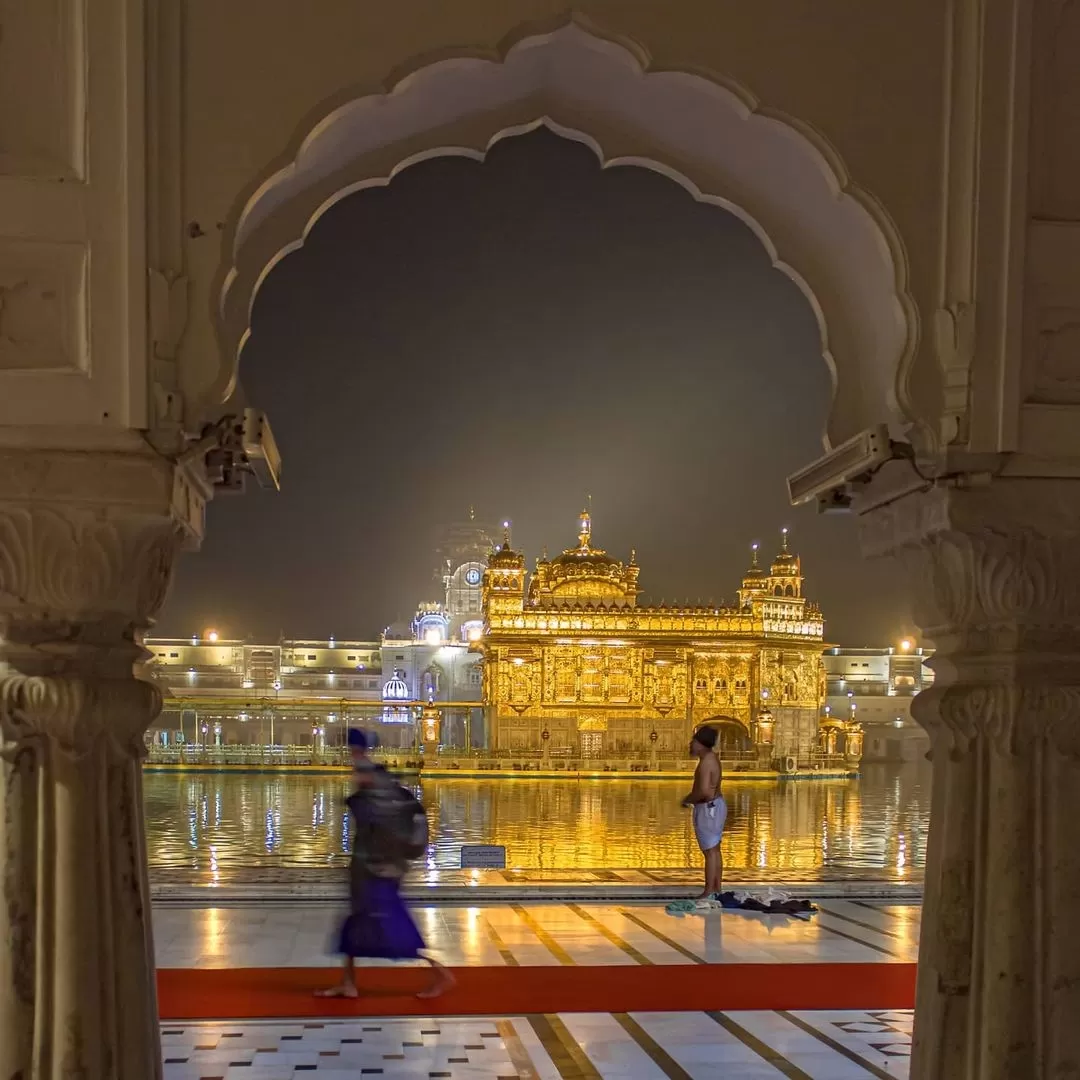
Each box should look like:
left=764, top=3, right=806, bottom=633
left=143, top=762, right=930, bottom=877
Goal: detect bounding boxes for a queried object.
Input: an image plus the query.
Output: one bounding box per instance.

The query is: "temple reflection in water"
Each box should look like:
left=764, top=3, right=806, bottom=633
left=142, top=764, right=930, bottom=876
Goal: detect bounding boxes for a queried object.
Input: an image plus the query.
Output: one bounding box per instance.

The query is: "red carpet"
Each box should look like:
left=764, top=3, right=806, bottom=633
left=157, top=964, right=917, bottom=1019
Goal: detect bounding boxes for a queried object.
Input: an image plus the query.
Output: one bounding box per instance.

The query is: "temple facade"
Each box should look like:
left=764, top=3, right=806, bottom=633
left=476, top=511, right=856, bottom=766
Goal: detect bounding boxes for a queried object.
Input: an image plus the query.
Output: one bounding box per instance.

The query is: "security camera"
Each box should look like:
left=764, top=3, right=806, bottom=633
left=239, top=409, right=281, bottom=491
left=184, top=408, right=281, bottom=494
left=816, top=487, right=854, bottom=514
left=786, top=425, right=893, bottom=507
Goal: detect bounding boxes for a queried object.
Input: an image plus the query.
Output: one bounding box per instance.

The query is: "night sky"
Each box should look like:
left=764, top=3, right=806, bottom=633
left=160, top=129, right=910, bottom=645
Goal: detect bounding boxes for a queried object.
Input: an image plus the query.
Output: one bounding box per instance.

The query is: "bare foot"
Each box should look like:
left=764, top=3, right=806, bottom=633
left=416, top=966, right=456, bottom=1000
left=315, top=983, right=359, bottom=999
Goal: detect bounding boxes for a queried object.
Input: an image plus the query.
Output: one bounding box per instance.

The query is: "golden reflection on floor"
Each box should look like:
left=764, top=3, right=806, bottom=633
left=143, top=762, right=930, bottom=875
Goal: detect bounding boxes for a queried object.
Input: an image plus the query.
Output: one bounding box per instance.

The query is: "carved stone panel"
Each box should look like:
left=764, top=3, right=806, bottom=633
left=1025, top=221, right=1080, bottom=407
left=0, top=239, right=87, bottom=372
left=0, top=0, right=86, bottom=180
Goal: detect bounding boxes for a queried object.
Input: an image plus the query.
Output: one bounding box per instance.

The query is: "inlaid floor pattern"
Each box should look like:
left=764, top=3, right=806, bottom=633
left=161, top=1009, right=914, bottom=1079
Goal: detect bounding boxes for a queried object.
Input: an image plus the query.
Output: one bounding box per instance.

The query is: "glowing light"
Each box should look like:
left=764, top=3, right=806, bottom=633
left=424, top=627, right=443, bottom=646
left=512, top=657, right=525, bottom=666
left=467, top=626, right=483, bottom=642
left=900, top=638, right=913, bottom=651
left=206, top=629, right=219, bottom=643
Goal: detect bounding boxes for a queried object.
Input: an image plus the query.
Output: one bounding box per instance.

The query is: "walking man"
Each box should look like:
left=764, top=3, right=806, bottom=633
left=317, top=728, right=453, bottom=999
left=682, top=725, right=726, bottom=898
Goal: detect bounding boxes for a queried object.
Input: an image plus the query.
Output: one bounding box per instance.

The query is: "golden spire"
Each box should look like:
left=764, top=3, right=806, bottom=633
left=742, top=541, right=765, bottom=584
left=781, top=526, right=790, bottom=553
left=578, top=506, right=592, bottom=549
left=501, top=520, right=512, bottom=549
left=468, top=505, right=475, bottom=522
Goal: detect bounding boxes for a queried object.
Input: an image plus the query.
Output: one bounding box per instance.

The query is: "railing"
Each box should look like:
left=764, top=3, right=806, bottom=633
left=146, top=745, right=351, bottom=767
left=143, top=744, right=857, bottom=773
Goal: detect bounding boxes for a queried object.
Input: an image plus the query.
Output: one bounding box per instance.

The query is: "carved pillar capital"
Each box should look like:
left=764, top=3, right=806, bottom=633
left=858, top=478, right=1080, bottom=749
left=0, top=445, right=201, bottom=757
left=0, top=442, right=202, bottom=625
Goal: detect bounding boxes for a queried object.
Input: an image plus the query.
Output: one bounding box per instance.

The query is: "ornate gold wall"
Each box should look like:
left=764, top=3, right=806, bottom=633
left=476, top=515, right=828, bottom=760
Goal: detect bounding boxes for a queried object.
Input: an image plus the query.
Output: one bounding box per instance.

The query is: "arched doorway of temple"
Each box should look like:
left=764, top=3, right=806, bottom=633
left=156, top=17, right=919, bottom=886
left=165, top=21, right=918, bottom=753
left=696, top=717, right=752, bottom=756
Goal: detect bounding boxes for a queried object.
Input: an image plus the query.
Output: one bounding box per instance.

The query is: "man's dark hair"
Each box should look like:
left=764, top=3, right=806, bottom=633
left=693, top=725, right=718, bottom=750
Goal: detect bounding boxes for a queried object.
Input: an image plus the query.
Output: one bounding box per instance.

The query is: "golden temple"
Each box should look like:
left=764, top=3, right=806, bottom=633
left=476, top=510, right=849, bottom=765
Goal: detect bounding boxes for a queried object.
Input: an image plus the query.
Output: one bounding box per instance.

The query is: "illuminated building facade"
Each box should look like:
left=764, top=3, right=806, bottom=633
left=476, top=511, right=847, bottom=764
left=823, top=645, right=934, bottom=763
left=145, top=517, right=492, bottom=750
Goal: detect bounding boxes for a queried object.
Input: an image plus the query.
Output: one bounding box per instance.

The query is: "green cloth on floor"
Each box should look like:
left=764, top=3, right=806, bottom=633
left=665, top=899, right=700, bottom=916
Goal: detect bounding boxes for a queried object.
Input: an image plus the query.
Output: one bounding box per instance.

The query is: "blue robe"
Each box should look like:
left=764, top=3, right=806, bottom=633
left=334, top=771, right=425, bottom=960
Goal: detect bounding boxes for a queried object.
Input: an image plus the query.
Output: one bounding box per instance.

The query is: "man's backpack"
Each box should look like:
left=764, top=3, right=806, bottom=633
left=393, top=786, right=429, bottom=862
left=357, top=770, right=430, bottom=871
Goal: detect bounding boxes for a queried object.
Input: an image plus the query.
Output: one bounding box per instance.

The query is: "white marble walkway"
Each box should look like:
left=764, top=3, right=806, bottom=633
left=153, top=901, right=921, bottom=970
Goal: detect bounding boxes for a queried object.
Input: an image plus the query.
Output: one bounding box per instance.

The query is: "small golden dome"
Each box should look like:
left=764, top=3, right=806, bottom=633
left=488, top=525, right=524, bottom=569
left=770, top=528, right=799, bottom=576
left=742, top=542, right=766, bottom=586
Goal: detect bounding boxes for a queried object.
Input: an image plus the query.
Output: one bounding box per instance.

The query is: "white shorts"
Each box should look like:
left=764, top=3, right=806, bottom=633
left=693, top=797, right=727, bottom=852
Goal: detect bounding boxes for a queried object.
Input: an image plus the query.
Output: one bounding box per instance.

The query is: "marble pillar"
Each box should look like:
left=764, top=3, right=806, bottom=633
left=862, top=479, right=1080, bottom=1080
left=0, top=444, right=202, bottom=1079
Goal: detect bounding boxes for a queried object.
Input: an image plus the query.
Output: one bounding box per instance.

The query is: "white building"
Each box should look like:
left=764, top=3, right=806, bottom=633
left=822, top=644, right=934, bottom=763
left=146, top=520, right=491, bottom=750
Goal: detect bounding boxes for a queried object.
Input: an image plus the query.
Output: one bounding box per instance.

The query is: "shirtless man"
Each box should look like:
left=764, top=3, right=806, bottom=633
left=682, top=726, right=726, bottom=898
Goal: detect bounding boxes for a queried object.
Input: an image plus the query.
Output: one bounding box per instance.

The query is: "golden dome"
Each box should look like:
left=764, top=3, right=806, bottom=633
left=770, top=528, right=800, bottom=576
left=533, top=510, right=639, bottom=605
left=741, top=542, right=766, bottom=586
left=487, top=526, right=524, bottom=569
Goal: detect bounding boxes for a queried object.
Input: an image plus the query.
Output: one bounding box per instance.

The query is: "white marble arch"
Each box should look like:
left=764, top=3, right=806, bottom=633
left=211, top=19, right=920, bottom=452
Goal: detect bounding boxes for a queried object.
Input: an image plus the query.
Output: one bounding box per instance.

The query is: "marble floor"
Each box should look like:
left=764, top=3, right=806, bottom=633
left=153, top=901, right=921, bottom=969
left=155, top=901, right=920, bottom=1076
left=160, top=1010, right=914, bottom=1079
